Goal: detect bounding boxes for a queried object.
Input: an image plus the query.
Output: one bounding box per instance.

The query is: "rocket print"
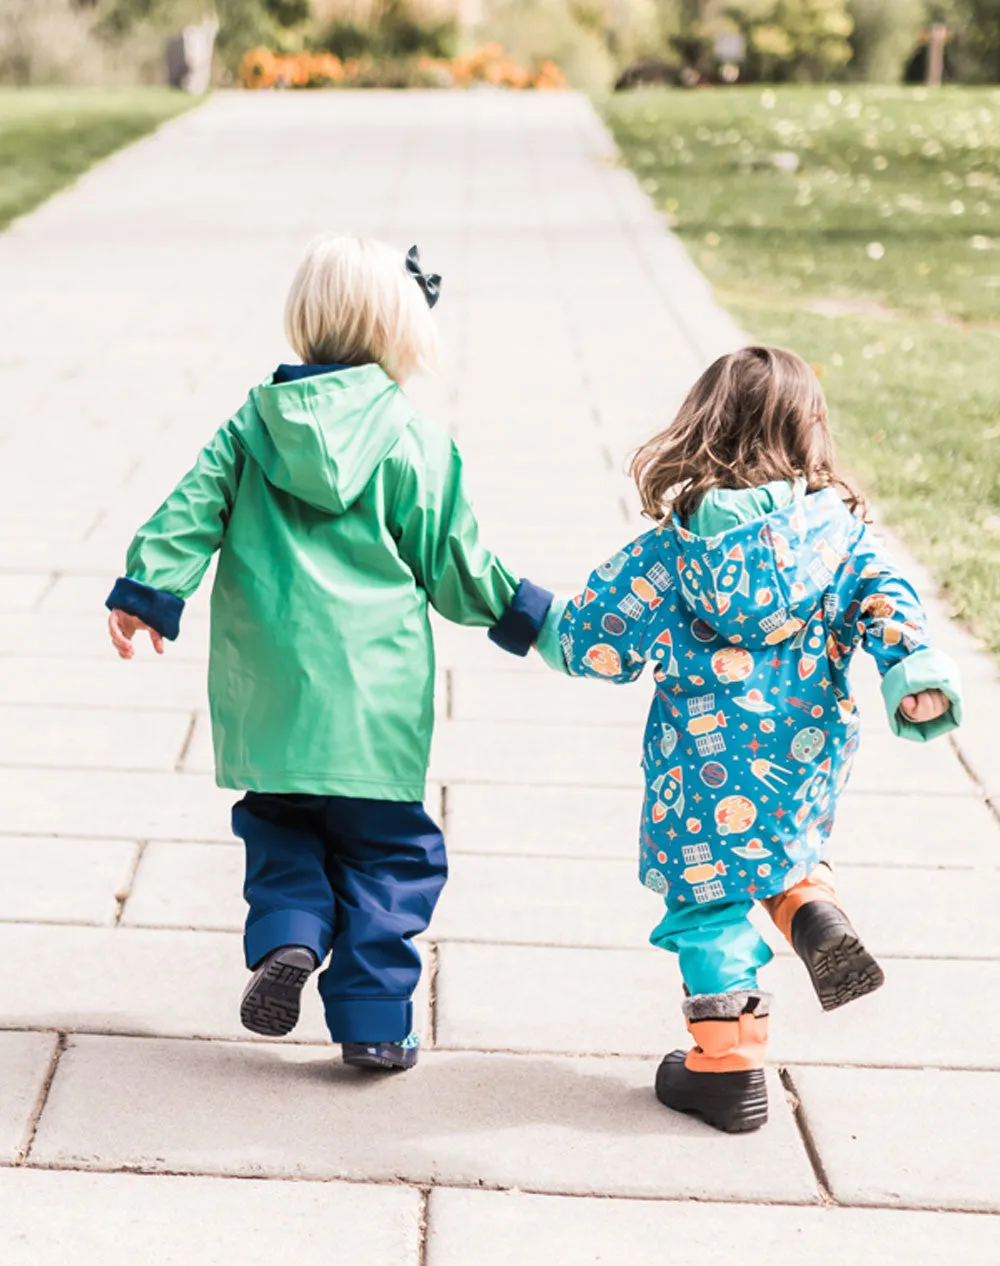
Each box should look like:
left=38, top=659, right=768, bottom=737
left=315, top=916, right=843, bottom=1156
left=650, top=766, right=685, bottom=822
left=712, top=545, right=751, bottom=615
left=650, top=628, right=680, bottom=676
left=791, top=611, right=826, bottom=681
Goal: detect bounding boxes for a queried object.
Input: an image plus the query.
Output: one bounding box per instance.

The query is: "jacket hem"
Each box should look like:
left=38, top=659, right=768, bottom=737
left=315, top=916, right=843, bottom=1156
left=217, top=769, right=428, bottom=801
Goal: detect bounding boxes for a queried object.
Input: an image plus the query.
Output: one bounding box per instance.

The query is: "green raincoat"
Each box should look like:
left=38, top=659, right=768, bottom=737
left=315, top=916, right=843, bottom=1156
left=111, top=365, right=528, bottom=800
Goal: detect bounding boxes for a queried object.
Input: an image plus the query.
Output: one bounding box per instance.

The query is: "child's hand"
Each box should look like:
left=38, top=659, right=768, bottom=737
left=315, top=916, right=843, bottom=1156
left=108, top=610, right=164, bottom=660
left=899, top=689, right=950, bottom=725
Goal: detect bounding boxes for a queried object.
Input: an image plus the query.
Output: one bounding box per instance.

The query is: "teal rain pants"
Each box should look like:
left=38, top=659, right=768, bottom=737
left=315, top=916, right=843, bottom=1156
left=651, top=898, right=774, bottom=995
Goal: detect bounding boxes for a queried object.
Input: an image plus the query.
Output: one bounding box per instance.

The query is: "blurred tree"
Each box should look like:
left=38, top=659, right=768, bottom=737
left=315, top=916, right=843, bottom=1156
left=847, top=0, right=924, bottom=81
left=723, top=0, right=855, bottom=80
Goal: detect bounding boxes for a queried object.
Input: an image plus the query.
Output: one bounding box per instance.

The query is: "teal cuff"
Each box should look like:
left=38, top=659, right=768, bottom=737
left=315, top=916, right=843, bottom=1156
left=881, top=647, right=963, bottom=743
left=535, top=597, right=571, bottom=674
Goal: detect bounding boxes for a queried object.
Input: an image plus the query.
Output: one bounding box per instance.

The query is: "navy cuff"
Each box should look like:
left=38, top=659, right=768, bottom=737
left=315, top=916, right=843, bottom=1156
left=488, top=578, right=554, bottom=657
left=105, top=577, right=185, bottom=641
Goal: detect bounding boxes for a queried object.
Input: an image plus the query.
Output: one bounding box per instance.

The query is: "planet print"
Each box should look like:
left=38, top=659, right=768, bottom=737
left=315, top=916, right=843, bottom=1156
left=691, top=619, right=718, bottom=643
left=699, top=761, right=728, bottom=788
left=601, top=613, right=627, bottom=637
left=715, top=795, right=757, bottom=835
left=660, top=725, right=678, bottom=758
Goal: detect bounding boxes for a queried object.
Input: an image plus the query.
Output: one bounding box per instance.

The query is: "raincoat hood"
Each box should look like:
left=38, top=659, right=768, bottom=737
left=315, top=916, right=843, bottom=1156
left=667, top=487, right=860, bottom=650
left=247, top=364, right=414, bottom=514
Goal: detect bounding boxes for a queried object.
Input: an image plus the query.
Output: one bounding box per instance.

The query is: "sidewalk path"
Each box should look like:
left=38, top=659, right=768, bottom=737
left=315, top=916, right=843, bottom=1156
left=0, top=91, right=998, bottom=1263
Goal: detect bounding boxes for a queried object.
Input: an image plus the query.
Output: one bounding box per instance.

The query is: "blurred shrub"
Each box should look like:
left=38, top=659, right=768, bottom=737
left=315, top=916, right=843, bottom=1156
left=318, top=0, right=458, bottom=60
left=847, top=0, right=924, bottom=82
left=727, top=0, right=855, bottom=82
left=474, top=0, right=616, bottom=91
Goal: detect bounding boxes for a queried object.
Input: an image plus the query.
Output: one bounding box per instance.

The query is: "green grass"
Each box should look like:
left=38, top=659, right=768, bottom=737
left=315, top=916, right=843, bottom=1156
left=605, top=85, right=1000, bottom=656
left=0, top=89, right=196, bottom=232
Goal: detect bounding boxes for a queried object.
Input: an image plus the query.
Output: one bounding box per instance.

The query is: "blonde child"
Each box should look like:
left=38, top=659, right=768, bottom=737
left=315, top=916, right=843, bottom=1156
left=107, top=236, right=552, bottom=1070
left=537, top=346, right=961, bottom=1132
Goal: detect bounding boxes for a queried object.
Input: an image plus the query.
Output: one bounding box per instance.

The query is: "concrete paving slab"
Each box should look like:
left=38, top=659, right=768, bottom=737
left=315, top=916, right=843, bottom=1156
left=32, top=1036, right=817, bottom=1201
left=0, top=657, right=208, bottom=712
left=790, top=1065, right=1000, bottom=1211
left=426, top=1188, right=1000, bottom=1266
left=450, top=669, right=650, bottom=727
left=431, top=852, right=657, bottom=948
left=429, top=721, right=644, bottom=789
left=436, top=942, right=1000, bottom=1070
left=0, top=613, right=211, bottom=661
left=759, top=865, right=1000, bottom=960
left=846, top=730, right=974, bottom=796
left=122, top=842, right=244, bottom=930
left=0, top=705, right=190, bottom=772
left=0, top=923, right=332, bottom=1043
left=444, top=783, right=639, bottom=859
left=0, top=572, right=52, bottom=612
left=0, top=1032, right=57, bottom=1163
left=0, top=837, right=136, bottom=925
left=0, top=769, right=234, bottom=841
left=830, top=792, right=998, bottom=869
left=0, top=1168, right=421, bottom=1265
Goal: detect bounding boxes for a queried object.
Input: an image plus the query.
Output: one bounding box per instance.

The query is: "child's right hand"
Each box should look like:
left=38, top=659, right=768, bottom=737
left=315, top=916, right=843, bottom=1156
left=108, top=610, right=164, bottom=660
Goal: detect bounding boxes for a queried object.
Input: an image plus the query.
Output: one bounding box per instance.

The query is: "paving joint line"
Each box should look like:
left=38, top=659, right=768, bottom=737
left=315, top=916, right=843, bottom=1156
left=7, top=1156, right=997, bottom=1216
left=779, top=1067, right=835, bottom=1206
left=15, top=1032, right=66, bottom=1166
left=113, top=840, right=148, bottom=927
left=174, top=712, right=199, bottom=772
left=28, top=571, right=61, bottom=613
left=4, top=1023, right=1000, bottom=1074
left=417, top=1187, right=431, bottom=1266
left=949, top=731, right=1000, bottom=830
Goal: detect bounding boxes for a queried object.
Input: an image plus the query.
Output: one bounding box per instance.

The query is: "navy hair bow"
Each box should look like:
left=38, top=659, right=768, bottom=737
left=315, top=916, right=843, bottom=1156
left=406, top=245, right=442, bottom=309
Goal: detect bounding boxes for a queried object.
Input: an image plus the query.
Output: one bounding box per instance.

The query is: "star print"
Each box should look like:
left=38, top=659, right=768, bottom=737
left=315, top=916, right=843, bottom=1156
left=740, top=723, right=748, bottom=732
left=734, top=612, right=749, bottom=625
left=818, top=676, right=831, bottom=690
left=583, top=622, right=592, bottom=631
left=748, top=737, right=762, bottom=754
left=692, top=792, right=703, bottom=804
left=784, top=716, right=795, bottom=727
left=768, top=654, right=783, bottom=671
left=774, top=806, right=786, bottom=820
left=745, top=882, right=760, bottom=897
left=685, top=650, right=696, bottom=660
left=672, top=683, right=683, bottom=695
left=666, top=827, right=678, bottom=840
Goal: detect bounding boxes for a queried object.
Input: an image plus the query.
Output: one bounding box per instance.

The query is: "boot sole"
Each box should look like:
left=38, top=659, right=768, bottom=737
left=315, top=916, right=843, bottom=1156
left=240, top=948, right=316, bottom=1037
left=342, top=1046, right=417, bottom=1072
left=803, top=931, right=885, bottom=1012
left=655, top=1061, right=768, bottom=1134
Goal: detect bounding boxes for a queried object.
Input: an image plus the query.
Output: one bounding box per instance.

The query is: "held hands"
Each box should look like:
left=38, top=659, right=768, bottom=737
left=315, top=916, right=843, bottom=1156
left=108, top=609, right=164, bottom=660
left=899, top=689, right=950, bottom=725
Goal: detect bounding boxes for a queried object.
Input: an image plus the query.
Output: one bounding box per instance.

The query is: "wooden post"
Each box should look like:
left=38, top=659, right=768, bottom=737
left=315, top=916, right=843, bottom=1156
left=927, top=23, right=947, bottom=87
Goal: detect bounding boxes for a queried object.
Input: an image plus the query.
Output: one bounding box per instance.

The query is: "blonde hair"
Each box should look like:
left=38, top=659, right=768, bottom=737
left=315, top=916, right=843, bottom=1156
left=631, top=345, right=867, bottom=523
left=284, top=235, right=439, bottom=383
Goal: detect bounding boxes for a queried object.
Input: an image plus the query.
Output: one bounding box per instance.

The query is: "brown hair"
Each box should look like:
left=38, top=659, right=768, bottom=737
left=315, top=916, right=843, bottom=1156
left=630, top=345, right=867, bottom=523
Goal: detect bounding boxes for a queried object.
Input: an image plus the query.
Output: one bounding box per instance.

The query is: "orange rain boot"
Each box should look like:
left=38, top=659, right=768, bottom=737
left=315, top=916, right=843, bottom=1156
left=763, top=863, right=884, bottom=1012
left=655, top=991, right=770, bottom=1134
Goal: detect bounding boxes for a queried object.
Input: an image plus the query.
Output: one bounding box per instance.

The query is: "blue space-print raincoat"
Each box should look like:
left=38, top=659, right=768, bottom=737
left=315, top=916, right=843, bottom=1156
left=551, top=488, right=962, bottom=909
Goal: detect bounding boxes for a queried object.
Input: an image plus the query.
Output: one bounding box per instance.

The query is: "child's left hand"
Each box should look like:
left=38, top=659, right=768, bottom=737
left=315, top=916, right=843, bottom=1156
left=899, top=689, right=951, bottom=724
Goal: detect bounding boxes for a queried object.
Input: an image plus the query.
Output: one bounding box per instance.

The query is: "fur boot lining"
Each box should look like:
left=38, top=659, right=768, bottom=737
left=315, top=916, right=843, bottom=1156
left=683, top=991, right=773, bottom=1021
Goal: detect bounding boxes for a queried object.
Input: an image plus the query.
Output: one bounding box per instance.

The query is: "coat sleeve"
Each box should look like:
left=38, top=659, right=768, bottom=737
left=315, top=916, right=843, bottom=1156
left=833, top=525, right=962, bottom=742
left=105, top=421, right=245, bottom=640
left=553, top=536, right=666, bottom=684
left=387, top=429, right=551, bottom=651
